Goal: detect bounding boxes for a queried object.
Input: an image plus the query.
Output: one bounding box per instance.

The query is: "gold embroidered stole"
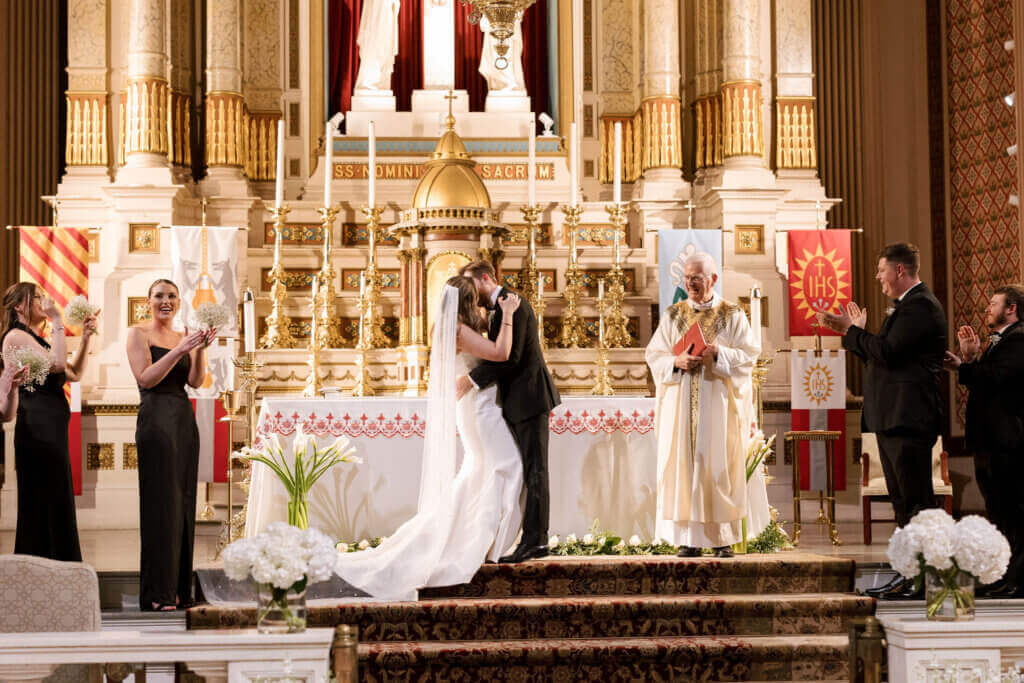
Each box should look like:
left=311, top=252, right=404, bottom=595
left=665, top=300, right=739, bottom=460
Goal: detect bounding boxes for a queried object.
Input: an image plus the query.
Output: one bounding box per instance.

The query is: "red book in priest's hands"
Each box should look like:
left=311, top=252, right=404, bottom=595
left=673, top=322, right=708, bottom=357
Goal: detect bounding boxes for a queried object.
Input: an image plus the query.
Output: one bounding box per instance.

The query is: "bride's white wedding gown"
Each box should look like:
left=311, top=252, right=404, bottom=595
left=332, top=305, right=524, bottom=600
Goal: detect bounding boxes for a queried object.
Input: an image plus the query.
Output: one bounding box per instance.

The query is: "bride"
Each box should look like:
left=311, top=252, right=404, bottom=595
left=333, top=277, right=525, bottom=600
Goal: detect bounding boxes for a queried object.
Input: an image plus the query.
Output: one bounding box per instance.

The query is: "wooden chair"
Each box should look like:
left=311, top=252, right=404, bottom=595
left=860, top=433, right=953, bottom=544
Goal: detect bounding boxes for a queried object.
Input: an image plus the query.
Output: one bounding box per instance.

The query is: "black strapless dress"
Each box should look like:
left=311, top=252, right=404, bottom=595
left=136, top=345, right=199, bottom=607
left=2, top=322, right=81, bottom=561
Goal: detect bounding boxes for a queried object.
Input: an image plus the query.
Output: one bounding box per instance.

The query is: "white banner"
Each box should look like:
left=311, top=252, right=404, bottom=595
left=656, top=229, right=723, bottom=312
left=170, top=225, right=240, bottom=339
left=790, top=349, right=846, bottom=410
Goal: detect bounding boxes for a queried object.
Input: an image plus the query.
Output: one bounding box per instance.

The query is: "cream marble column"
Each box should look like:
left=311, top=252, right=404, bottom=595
left=694, top=0, right=723, bottom=170
left=774, top=0, right=816, bottom=171
left=244, top=0, right=283, bottom=183
left=122, top=0, right=170, bottom=168
left=65, top=0, right=110, bottom=175
left=205, top=0, right=247, bottom=175
left=638, top=0, right=683, bottom=184
left=721, top=0, right=764, bottom=164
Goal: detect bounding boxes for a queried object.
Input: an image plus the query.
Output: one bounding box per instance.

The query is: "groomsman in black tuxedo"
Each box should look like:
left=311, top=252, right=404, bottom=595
left=945, top=284, right=1024, bottom=598
left=456, top=260, right=561, bottom=563
left=820, top=242, right=947, bottom=600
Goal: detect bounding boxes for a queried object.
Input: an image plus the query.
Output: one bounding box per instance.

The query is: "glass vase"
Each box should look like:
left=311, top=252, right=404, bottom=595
left=925, top=569, right=975, bottom=621
left=287, top=494, right=309, bottom=529
left=256, top=583, right=307, bottom=633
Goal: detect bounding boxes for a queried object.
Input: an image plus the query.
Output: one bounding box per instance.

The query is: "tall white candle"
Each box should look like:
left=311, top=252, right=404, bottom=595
left=275, top=119, right=285, bottom=208
left=598, top=282, right=605, bottom=346
left=368, top=121, right=377, bottom=208
left=613, top=121, right=622, bottom=204
left=360, top=272, right=366, bottom=297
left=243, top=288, right=256, bottom=353
left=528, top=121, right=536, bottom=206
left=538, top=273, right=544, bottom=297
left=598, top=279, right=604, bottom=300
left=569, top=122, right=579, bottom=207
left=324, top=121, right=334, bottom=207
left=749, top=287, right=762, bottom=349
left=310, top=279, right=319, bottom=346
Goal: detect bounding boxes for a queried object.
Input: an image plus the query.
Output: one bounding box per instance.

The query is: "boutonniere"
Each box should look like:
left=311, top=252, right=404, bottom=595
left=885, top=306, right=895, bottom=318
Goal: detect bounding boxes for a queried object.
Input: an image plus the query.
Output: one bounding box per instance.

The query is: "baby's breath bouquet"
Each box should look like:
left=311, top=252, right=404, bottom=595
left=192, top=302, right=231, bottom=347
left=2, top=346, right=51, bottom=392
left=64, top=295, right=99, bottom=327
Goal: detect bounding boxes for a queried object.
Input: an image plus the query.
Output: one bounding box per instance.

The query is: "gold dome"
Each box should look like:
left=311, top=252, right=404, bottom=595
left=411, top=110, right=491, bottom=210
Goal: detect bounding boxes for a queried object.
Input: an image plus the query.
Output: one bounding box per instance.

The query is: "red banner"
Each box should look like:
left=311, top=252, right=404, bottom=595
left=787, top=230, right=853, bottom=336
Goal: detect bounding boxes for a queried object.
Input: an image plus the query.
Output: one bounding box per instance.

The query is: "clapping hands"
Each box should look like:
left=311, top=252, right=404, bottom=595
left=816, top=302, right=867, bottom=335
left=957, top=325, right=981, bottom=362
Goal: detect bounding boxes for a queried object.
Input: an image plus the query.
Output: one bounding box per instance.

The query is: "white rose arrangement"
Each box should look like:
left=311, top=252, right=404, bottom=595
left=63, top=295, right=99, bottom=327
left=223, top=522, right=338, bottom=630
left=887, top=508, right=1010, bottom=618
left=2, top=346, right=51, bottom=392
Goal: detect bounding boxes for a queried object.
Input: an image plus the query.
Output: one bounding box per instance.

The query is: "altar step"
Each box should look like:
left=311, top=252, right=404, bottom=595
left=188, top=554, right=872, bottom=681
left=360, top=634, right=850, bottom=681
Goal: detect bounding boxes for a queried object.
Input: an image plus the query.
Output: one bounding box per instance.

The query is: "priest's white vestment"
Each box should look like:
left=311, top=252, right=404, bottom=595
left=645, top=294, right=760, bottom=548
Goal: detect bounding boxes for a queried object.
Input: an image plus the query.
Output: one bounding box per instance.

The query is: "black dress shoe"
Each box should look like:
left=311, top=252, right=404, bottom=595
left=865, top=574, right=904, bottom=597
left=499, top=544, right=549, bottom=563
left=976, top=578, right=1008, bottom=598
left=880, top=577, right=924, bottom=601
left=713, top=546, right=734, bottom=558
left=987, top=582, right=1023, bottom=599
left=676, top=546, right=702, bottom=558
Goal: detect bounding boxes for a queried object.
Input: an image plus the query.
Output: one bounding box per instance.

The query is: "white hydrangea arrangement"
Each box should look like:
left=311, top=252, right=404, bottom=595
left=887, top=508, right=1010, bottom=618
left=223, top=522, right=337, bottom=631
left=2, top=346, right=51, bottom=391
left=63, top=295, right=99, bottom=327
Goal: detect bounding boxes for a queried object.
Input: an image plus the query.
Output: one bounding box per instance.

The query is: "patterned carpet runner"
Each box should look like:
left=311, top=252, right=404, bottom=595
left=189, top=552, right=874, bottom=681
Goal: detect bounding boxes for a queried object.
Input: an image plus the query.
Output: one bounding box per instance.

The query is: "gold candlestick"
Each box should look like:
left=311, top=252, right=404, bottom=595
left=602, top=203, right=633, bottom=348
left=218, top=390, right=239, bottom=544
left=232, top=351, right=264, bottom=449
left=260, top=205, right=298, bottom=349
left=359, top=206, right=389, bottom=349
left=591, top=344, right=614, bottom=395
left=518, top=205, right=541, bottom=307
left=534, top=280, right=548, bottom=350
left=559, top=204, right=587, bottom=348
left=316, top=206, right=345, bottom=348
left=351, top=284, right=375, bottom=395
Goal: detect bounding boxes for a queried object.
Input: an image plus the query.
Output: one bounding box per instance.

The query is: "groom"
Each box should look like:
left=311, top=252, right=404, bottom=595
left=456, top=260, right=561, bottom=562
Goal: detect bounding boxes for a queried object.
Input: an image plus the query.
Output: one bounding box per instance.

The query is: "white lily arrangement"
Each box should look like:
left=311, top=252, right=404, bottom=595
left=2, top=345, right=51, bottom=392
left=745, top=430, right=775, bottom=482
left=223, top=522, right=337, bottom=630
left=233, top=426, right=361, bottom=529
left=63, top=295, right=99, bottom=327
left=887, top=508, right=1010, bottom=619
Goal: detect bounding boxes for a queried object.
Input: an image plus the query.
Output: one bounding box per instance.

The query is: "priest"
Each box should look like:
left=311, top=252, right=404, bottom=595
left=645, top=253, right=761, bottom=558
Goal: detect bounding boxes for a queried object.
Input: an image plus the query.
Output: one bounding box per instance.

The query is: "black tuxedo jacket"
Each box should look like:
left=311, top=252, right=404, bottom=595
left=469, top=287, right=561, bottom=424
left=842, top=282, right=947, bottom=436
left=958, top=321, right=1024, bottom=453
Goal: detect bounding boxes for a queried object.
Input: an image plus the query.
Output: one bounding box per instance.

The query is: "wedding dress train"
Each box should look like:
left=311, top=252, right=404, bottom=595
left=333, top=286, right=524, bottom=600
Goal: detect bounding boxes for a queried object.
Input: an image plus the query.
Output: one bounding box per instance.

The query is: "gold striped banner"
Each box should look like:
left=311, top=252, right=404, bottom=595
left=16, top=226, right=90, bottom=311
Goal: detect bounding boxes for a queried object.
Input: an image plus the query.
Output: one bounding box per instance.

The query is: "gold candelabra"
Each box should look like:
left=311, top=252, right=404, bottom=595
left=316, top=206, right=345, bottom=348
left=224, top=350, right=263, bottom=546
left=260, top=205, right=298, bottom=349
left=518, top=205, right=541, bottom=308
left=602, top=203, right=632, bottom=348
left=359, top=206, right=389, bottom=349
left=559, top=204, right=587, bottom=348
left=305, top=280, right=324, bottom=397
left=351, top=278, right=376, bottom=396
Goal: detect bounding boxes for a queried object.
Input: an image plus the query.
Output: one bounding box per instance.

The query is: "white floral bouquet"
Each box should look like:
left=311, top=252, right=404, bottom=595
left=223, top=522, right=337, bottom=630
left=64, top=295, right=99, bottom=327
left=233, top=426, right=360, bottom=529
left=191, top=302, right=230, bottom=346
left=2, top=345, right=51, bottom=392
left=887, top=508, right=1010, bottom=618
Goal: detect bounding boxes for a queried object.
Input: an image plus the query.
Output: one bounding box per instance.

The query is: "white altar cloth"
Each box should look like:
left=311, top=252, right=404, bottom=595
left=244, top=397, right=657, bottom=542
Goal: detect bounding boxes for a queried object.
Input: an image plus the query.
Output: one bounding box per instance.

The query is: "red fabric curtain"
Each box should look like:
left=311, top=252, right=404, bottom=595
left=328, top=0, right=423, bottom=116
left=330, top=0, right=547, bottom=120
left=452, top=1, right=550, bottom=123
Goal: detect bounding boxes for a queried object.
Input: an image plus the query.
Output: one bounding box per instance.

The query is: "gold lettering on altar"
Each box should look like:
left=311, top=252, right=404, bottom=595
left=333, top=162, right=556, bottom=181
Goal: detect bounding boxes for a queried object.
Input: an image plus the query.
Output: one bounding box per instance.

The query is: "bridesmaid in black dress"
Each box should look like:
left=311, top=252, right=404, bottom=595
left=125, top=279, right=213, bottom=611
left=0, top=282, right=98, bottom=561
